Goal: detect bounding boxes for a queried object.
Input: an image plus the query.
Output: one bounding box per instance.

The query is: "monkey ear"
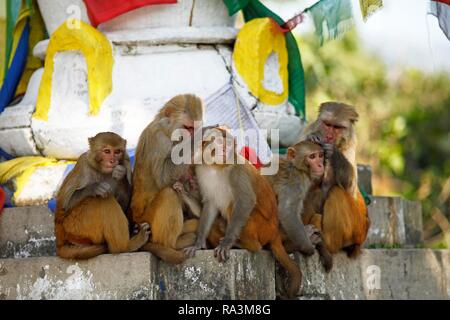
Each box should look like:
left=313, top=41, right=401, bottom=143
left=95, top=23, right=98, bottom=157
left=287, top=147, right=296, bottom=161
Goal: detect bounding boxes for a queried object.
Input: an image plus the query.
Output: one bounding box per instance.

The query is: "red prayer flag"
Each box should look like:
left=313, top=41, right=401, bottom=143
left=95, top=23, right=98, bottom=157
left=83, top=0, right=177, bottom=27
left=240, top=146, right=263, bottom=170
left=0, top=187, right=5, bottom=215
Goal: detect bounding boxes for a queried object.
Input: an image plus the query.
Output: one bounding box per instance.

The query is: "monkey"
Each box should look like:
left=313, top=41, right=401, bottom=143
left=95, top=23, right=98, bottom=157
left=130, top=94, right=204, bottom=264
left=299, top=102, right=370, bottom=257
left=55, top=132, right=150, bottom=260
left=183, top=126, right=302, bottom=298
left=268, top=140, right=333, bottom=272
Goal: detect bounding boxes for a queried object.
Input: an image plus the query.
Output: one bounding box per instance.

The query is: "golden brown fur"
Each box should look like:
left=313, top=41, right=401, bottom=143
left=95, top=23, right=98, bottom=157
left=55, top=132, right=149, bottom=259
left=131, top=94, right=204, bottom=264
left=299, top=102, right=370, bottom=257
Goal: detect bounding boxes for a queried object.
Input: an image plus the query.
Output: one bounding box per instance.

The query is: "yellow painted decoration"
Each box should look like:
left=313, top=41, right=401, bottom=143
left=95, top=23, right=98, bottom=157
left=16, top=0, right=46, bottom=97
left=33, top=19, right=114, bottom=121
left=233, top=18, right=288, bottom=106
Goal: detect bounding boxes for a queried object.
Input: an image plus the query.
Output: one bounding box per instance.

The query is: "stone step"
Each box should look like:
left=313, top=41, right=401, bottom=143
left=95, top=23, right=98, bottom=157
left=365, top=196, right=423, bottom=248
left=0, top=251, right=274, bottom=300
left=0, top=196, right=423, bottom=259
left=0, top=249, right=448, bottom=300
left=292, top=249, right=449, bottom=300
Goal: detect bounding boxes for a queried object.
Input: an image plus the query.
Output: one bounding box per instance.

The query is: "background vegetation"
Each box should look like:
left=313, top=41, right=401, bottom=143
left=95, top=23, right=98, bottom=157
left=298, top=31, right=450, bottom=248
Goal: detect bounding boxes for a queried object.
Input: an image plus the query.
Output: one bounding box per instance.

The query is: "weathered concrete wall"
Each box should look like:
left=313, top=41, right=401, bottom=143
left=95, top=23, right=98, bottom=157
left=366, top=197, right=423, bottom=247
left=0, top=253, right=157, bottom=300
left=0, top=251, right=275, bottom=300
left=0, top=206, right=55, bottom=259
left=290, top=249, right=449, bottom=300
left=0, top=249, right=448, bottom=300
left=157, top=250, right=275, bottom=300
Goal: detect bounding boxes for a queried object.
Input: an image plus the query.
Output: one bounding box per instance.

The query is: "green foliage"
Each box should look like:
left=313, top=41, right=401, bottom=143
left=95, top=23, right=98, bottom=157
left=297, top=31, right=450, bottom=241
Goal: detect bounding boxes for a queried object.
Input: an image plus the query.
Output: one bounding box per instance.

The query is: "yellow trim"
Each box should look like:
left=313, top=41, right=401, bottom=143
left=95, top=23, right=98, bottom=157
left=0, top=156, right=75, bottom=201
left=233, top=18, right=288, bottom=106
left=33, top=19, right=114, bottom=121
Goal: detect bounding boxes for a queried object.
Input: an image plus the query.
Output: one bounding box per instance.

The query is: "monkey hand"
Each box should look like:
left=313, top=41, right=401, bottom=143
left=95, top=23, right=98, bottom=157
left=305, top=224, right=323, bottom=246
left=112, top=165, right=127, bottom=180
left=214, top=238, right=232, bottom=263
left=306, top=133, right=323, bottom=145
left=94, top=182, right=113, bottom=198
left=173, top=181, right=185, bottom=194
left=322, top=143, right=334, bottom=160
left=183, top=241, right=206, bottom=258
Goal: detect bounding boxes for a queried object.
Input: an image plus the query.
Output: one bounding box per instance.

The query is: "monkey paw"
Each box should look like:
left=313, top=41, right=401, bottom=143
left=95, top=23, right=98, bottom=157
left=214, top=240, right=232, bottom=263
left=306, top=133, right=323, bottom=145
left=112, top=165, right=127, bottom=180
left=183, top=245, right=200, bottom=258
left=322, top=143, right=335, bottom=159
left=305, top=224, right=323, bottom=246
left=94, top=182, right=112, bottom=198
left=135, top=223, right=151, bottom=247
left=173, top=181, right=185, bottom=194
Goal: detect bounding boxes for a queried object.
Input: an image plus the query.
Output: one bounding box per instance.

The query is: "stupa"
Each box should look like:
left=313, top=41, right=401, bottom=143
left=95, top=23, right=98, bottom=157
left=0, top=0, right=304, bottom=205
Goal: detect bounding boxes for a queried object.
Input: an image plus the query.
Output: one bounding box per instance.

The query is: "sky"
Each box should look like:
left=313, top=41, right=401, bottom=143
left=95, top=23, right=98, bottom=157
left=263, top=0, right=450, bottom=74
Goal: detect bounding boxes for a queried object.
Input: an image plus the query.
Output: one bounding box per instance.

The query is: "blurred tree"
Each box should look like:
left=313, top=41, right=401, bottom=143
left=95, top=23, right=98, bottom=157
left=297, top=31, right=450, bottom=248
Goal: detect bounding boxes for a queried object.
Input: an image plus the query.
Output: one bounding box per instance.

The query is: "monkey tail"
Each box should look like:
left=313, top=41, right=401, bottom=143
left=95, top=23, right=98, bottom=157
left=141, top=242, right=186, bottom=265
left=57, top=244, right=107, bottom=260
left=270, top=235, right=302, bottom=299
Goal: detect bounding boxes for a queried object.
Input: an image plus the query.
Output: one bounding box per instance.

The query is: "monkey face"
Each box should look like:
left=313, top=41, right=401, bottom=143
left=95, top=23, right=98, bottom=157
left=320, top=119, right=346, bottom=144
left=97, top=145, right=123, bottom=174
left=306, top=150, right=324, bottom=179
left=202, top=127, right=235, bottom=165
left=164, top=94, right=204, bottom=136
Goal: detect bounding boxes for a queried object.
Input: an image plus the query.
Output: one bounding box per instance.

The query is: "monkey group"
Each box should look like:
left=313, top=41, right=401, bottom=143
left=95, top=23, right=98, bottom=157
left=55, top=94, right=370, bottom=298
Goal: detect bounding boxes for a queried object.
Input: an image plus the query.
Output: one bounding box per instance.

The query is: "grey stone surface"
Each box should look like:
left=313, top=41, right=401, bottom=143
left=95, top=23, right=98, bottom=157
left=0, top=206, right=55, bottom=258
left=157, top=250, right=275, bottom=300
left=0, top=253, right=157, bottom=300
left=366, top=197, right=423, bottom=247
left=284, top=249, right=450, bottom=300
left=357, top=164, right=373, bottom=195
left=1, top=249, right=448, bottom=300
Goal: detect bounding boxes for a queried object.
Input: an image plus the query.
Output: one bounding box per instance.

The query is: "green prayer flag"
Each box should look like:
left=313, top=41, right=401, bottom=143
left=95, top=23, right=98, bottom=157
left=222, top=0, right=306, bottom=119
left=307, top=0, right=355, bottom=45
left=222, top=0, right=251, bottom=16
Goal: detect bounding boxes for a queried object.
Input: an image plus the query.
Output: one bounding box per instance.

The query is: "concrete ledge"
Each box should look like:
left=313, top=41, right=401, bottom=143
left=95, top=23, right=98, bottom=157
left=366, top=197, right=423, bottom=247
left=0, top=250, right=274, bottom=300
left=0, top=249, right=448, bottom=300
left=0, top=253, right=157, bottom=300
left=288, top=249, right=449, bottom=300
left=157, top=250, right=275, bottom=300
left=0, top=206, right=55, bottom=259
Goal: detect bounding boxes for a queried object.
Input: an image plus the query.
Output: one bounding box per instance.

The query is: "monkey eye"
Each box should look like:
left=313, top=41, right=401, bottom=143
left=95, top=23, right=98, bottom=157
left=103, top=149, right=111, bottom=154
left=308, top=154, right=316, bottom=160
left=319, top=153, right=324, bottom=158
left=114, top=149, right=122, bottom=155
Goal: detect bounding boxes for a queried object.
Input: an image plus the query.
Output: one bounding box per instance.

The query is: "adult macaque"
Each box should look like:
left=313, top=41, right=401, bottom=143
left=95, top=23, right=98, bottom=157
left=301, top=102, right=370, bottom=257
left=268, top=141, right=333, bottom=272
left=131, top=94, right=203, bottom=264
left=55, top=132, right=150, bottom=259
left=184, top=126, right=301, bottom=298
